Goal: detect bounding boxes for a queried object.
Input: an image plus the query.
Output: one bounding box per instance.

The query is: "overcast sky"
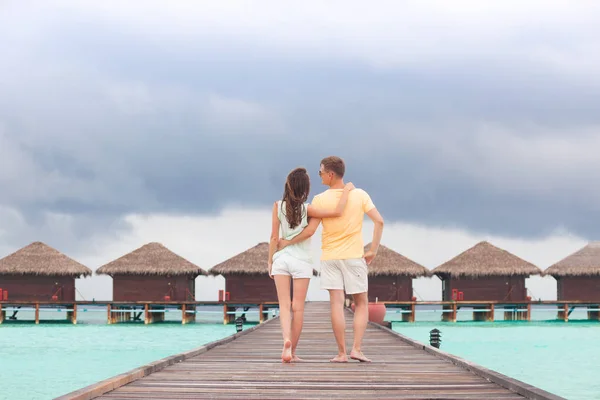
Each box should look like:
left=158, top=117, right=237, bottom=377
left=1, top=1, right=599, bottom=301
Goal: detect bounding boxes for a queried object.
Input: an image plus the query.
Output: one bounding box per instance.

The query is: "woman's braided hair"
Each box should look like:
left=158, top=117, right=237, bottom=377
left=281, top=167, right=310, bottom=229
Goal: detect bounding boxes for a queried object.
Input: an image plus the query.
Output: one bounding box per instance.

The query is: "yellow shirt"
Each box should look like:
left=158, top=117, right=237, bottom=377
left=312, top=188, right=375, bottom=260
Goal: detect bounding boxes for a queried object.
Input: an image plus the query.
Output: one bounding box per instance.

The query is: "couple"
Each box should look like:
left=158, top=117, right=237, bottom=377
left=268, top=156, right=384, bottom=364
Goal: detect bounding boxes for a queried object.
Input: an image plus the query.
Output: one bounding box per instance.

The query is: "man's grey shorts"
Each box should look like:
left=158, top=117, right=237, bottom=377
left=320, top=258, right=368, bottom=295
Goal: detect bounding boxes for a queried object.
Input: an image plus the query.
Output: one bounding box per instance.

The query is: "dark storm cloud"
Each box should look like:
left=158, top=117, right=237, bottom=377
left=1, top=0, right=600, bottom=248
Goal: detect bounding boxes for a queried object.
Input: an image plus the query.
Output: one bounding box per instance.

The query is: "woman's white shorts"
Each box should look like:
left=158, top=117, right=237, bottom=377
left=271, top=254, right=313, bottom=279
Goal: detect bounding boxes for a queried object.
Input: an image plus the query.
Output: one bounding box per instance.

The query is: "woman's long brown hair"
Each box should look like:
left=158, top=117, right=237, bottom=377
left=281, top=167, right=310, bottom=229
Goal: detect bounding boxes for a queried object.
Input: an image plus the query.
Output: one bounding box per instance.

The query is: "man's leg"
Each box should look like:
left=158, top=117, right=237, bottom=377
left=328, top=289, right=348, bottom=362
left=350, top=291, right=371, bottom=362
left=342, top=258, right=371, bottom=362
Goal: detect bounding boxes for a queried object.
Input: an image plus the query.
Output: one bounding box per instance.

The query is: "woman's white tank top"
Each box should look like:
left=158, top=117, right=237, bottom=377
left=272, top=200, right=313, bottom=263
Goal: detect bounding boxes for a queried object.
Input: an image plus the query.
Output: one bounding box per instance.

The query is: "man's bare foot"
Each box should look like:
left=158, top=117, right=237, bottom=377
left=281, top=340, right=293, bottom=363
left=330, top=354, right=348, bottom=363
left=291, top=355, right=304, bottom=362
left=350, top=350, right=371, bottom=363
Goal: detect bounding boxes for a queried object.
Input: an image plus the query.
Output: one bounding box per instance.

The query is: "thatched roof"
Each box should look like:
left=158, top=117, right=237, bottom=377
left=210, top=242, right=318, bottom=276
left=544, top=242, right=600, bottom=277
left=365, top=244, right=430, bottom=277
left=96, top=242, right=207, bottom=277
left=432, top=241, right=541, bottom=278
left=0, top=241, right=92, bottom=277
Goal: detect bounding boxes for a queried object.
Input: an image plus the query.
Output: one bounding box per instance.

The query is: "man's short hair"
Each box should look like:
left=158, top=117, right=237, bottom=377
left=321, top=156, right=345, bottom=178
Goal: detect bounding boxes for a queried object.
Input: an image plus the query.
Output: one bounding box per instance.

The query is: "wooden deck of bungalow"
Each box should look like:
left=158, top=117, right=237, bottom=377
left=2, top=299, right=600, bottom=325
left=57, top=302, right=564, bottom=400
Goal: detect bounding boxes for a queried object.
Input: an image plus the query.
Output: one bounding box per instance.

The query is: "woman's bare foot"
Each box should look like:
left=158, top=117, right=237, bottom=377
left=291, top=355, right=304, bottom=362
left=330, top=354, right=348, bottom=363
left=350, top=350, right=371, bottom=363
left=281, top=340, right=293, bottom=363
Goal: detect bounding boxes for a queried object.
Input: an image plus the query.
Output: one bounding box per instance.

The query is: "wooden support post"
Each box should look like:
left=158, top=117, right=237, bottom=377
left=107, top=304, right=112, bottom=324
left=504, top=307, right=515, bottom=321
left=488, top=304, right=495, bottom=322
left=0, top=304, right=4, bottom=324
left=401, top=305, right=414, bottom=322
left=182, top=305, right=195, bottom=324
left=263, top=304, right=270, bottom=322
left=144, top=304, right=150, bottom=325
left=588, top=305, right=600, bottom=321
left=67, top=304, right=77, bottom=324
left=182, top=304, right=187, bottom=325
left=517, top=306, right=527, bottom=321
left=473, top=306, right=487, bottom=321
left=558, top=303, right=569, bottom=322
left=442, top=305, right=451, bottom=322
left=223, top=305, right=236, bottom=324
left=35, top=303, right=40, bottom=324
left=557, top=303, right=568, bottom=322
left=401, top=306, right=409, bottom=322
left=442, top=304, right=457, bottom=322
left=259, top=304, right=265, bottom=323
left=527, top=303, right=531, bottom=321
left=410, top=303, right=416, bottom=322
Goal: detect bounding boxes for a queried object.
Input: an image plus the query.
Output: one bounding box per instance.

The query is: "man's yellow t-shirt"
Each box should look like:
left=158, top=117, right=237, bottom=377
left=311, top=188, right=375, bottom=260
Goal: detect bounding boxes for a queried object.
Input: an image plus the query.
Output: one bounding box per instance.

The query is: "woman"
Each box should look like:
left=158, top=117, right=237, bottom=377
left=268, top=167, right=354, bottom=363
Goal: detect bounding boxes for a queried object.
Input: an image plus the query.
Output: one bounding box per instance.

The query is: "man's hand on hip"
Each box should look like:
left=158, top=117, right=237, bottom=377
left=364, top=250, right=377, bottom=265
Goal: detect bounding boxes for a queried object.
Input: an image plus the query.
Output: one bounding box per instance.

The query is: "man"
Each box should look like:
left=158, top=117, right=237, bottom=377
left=279, top=156, right=384, bottom=363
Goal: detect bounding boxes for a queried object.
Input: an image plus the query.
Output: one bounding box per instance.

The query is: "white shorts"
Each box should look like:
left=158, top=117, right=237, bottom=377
left=320, top=258, right=368, bottom=295
left=271, top=254, right=313, bottom=279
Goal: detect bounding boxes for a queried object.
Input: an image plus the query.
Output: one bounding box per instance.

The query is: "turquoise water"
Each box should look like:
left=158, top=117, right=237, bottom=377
left=0, top=307, right=250, bottom=400
left=393, top=317, right=600, bottom=400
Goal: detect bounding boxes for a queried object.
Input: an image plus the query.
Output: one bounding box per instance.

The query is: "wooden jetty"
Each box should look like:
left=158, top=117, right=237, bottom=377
left=57, top=302, right=563, bottom=400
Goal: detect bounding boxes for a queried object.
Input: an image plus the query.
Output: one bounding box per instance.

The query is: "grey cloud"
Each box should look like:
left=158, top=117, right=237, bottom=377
left=1, top=2, right=600, bottom=248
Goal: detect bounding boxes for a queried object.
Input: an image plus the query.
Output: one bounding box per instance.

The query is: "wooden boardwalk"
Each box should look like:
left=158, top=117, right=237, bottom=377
left=59, top=302, right=564, bottom=400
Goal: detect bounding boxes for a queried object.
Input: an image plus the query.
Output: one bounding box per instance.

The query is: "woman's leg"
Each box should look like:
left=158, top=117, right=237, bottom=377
left=274, top=275, right=293, bottom=362
left=290, top=278, right=310, bottom=360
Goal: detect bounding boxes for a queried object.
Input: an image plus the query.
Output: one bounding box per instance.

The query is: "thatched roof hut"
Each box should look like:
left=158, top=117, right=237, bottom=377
left=365, top=243, right=430, bottom=277
left=96, top=242, right=207, bottom=276
left=433, top=241, right=541, bottom=278
left=545, top=242, right=600, bottom=277
left=210, top=242, right=318, bottom=276
left=0, top=241, right=92, bottom=277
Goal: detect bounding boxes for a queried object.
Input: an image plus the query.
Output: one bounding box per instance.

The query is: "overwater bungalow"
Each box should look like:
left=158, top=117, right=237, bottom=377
left=544, top=241, right=600, bottom=302
left=0, top=241, right=92, bottom=302
left=210, top=242, right=286, bottom=304
left=96, top=242, right=207, bottom=302
left=365, top=243, right=431, bottom=302
left=432, top=241, right=542, bottom=302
